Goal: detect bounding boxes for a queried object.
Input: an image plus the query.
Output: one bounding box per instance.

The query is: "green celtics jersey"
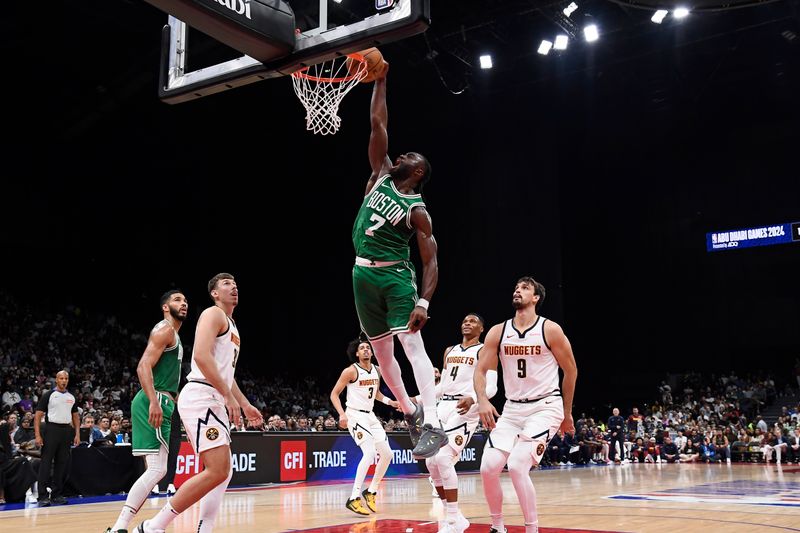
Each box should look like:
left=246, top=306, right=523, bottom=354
left=153, top=322, right=183, bottom=394
left=352, top=175, right=426, bottom=261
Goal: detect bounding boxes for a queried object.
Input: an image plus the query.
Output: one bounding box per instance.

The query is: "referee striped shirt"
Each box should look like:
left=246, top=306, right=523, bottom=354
left=36, top=388, right=78, bottom=424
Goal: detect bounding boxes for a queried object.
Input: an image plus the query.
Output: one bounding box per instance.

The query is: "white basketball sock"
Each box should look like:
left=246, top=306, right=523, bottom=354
left=397, top=331, right=438, bottom=425
left=113, top=448, right=168, bottom=532
left=370, top=335, right=415, bottom=414
left=197, top=465, right=233, bottom=532
left=368, top=440, right=392, bottom=493
left=351, top=442, right=376, bottom=499
left=480, top=446, right=508, bottom=531
left=508, top=443, right=538, bottom=528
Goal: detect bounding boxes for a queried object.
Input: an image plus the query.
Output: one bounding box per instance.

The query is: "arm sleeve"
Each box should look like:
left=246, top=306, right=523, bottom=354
left=485, top=370, right=499, bottom=400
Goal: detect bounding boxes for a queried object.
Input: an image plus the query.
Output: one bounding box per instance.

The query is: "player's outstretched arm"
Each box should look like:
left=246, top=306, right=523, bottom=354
left=547, top=320, right=577, bottom=435
left=137, top=324, right=173, bottom=428
left=366, top=67, right=392, bottom=195
left=407, top=207, right=438, bottom=332
left=330, top=367, right=357, bottom=429
left=475, top=324, right=502, bottom=429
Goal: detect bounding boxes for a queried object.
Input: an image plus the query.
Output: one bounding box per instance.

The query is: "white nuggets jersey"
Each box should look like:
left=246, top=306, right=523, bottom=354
left=186, top=315, right=240, bottom=390
left=498, top=317, right=559, bottom=401
left=346, top=363, right=380, bottom=412
left=442, top=343, right=482, bottom=397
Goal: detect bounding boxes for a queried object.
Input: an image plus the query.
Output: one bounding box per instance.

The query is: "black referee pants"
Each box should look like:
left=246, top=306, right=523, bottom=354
left=38, top=423, right=73, bottom=499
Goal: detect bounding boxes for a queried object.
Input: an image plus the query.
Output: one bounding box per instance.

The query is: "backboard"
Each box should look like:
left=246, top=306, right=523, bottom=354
left=148, top=0, right=430, bottom=104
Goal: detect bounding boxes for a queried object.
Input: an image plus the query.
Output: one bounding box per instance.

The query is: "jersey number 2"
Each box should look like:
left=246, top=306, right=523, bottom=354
left=365, top=214, right=385, bottom=236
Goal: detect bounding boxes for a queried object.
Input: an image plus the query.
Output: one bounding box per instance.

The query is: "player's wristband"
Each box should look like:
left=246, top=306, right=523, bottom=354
left=416, top=298, right=430, bottom=310
left=381, top=396, right=391, bottom=405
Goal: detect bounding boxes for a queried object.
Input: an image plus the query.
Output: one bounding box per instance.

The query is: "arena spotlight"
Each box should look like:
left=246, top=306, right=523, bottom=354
left=479, top=54, right=493, bottom=69
left=554, top=34, right=569, bottom=50
left=584, top=24, right=599, bottom=42
left=673, top=7, right=690, bottom=18
left=563, top=2, right=579, bottom=17
left=538, top=40, right=553, bottom=55
left=651, top=10, right=668, bottom=23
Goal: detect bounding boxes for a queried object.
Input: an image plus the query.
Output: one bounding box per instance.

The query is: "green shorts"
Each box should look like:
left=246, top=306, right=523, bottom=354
left=352, top=260, right=419, bottom=340
left=131, top=389, right=175, bottom=456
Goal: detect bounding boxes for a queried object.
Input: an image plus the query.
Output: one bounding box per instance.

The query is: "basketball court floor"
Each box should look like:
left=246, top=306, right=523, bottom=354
left=1, top=463, right=797, bottom=532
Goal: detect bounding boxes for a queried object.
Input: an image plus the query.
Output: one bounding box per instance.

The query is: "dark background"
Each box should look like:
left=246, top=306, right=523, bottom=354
left=1, top=0, right=798, bottom=414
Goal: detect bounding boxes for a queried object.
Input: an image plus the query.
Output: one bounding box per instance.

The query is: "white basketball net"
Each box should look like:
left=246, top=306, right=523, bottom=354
left=291, top=55, right=367, bottom=135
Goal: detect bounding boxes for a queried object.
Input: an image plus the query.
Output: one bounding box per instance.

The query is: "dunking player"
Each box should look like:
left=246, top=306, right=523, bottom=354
left=429, top=313, right=498, bottom=533
left=475, top=277, right=578, bottom=533
left=330, top=339, right=399, bottom=515
left=106, top=290, right=187, bottom=533
left=135, top=273, right=264, bottom=533
left=351, top=62, right=446, bottom=458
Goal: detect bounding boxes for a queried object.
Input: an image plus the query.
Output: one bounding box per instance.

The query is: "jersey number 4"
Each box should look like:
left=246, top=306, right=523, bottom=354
left=450, top=366, right=459, bottom=380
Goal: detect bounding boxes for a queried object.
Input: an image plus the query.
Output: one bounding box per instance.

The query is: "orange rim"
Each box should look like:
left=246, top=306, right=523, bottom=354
left=291, top=53, right=367, bottom=83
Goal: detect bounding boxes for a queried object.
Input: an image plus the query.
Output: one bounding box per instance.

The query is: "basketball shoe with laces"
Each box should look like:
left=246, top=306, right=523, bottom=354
left=346, top=497, right=371, bottom=516
left=361, top=489, right=377, bottom=512
left=412, top=423, right=448, bottom=459
left=404, top=402, right=424, bottom=446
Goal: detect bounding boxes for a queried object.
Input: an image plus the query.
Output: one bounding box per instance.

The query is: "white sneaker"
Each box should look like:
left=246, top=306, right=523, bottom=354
left=166, top=483, right=176, bottom=495
left=456, top=513, right=470, bottom=532
left=437, top=523, right=458, bottom=533
left=136, top=520, right=166, bottom=533
left=726, top=458, right=731, bottom=464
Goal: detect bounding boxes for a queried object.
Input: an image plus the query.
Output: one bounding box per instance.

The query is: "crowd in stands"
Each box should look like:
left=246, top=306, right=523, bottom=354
left=2, top=292, right=800, bottom=501
left=0, top=293, right=407, bottom=448
left=540, top=373, right=800, bottom=467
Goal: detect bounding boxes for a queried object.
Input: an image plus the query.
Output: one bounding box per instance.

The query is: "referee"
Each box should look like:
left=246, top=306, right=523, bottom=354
left=34, top=370, right=80, bottom=506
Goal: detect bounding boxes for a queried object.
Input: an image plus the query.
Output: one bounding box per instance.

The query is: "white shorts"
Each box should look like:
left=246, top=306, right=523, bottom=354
left=178, top=381, right=232, bottom=454
left=438, top=398, right=480, bottom=458
left=347, top=408, right=387, bottom=446
left=488, top=397, right=563, bottom=463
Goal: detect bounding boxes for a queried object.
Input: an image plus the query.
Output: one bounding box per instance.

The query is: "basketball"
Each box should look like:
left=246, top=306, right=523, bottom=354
left=349, top=47, right=387, bottom=83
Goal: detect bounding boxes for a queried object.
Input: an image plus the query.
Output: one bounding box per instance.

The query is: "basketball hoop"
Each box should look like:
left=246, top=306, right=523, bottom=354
left=291, top=53, right=368, bottom=135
